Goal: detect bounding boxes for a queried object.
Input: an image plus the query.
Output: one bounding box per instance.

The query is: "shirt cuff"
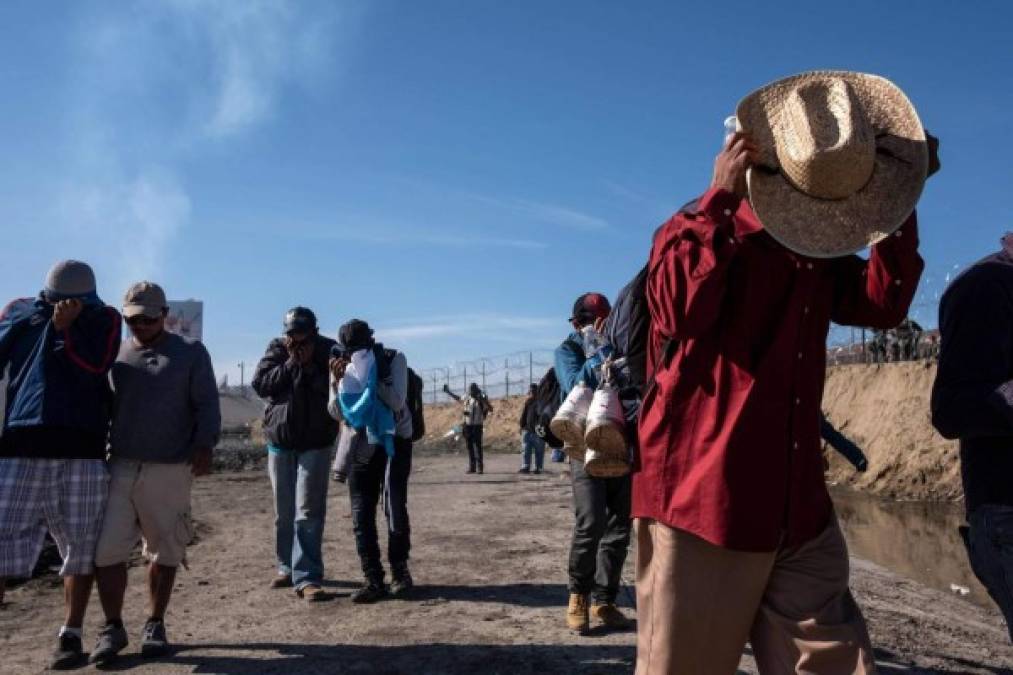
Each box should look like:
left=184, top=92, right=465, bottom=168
left=697, top=188, right=742, bottom=228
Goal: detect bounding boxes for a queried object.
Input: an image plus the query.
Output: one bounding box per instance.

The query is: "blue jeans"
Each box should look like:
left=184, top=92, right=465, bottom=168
left=521, top=430, right=545, bottom=470
left=965, top=504, right=1013, bottom=642
left=268, top=447, right=331, bottom=590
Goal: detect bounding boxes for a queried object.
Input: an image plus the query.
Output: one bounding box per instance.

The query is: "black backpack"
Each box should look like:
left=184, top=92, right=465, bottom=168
left=531, top=368, right=565, bottom=449
left=376, top=345, right=426, bottom=443
left=406, top=368, right=426, bottom=442
left=531, top=338, right=582, bottom=449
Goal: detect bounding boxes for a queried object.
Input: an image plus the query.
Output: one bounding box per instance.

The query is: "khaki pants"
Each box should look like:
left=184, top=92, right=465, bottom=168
left=635, top=517, right=875, bottom=675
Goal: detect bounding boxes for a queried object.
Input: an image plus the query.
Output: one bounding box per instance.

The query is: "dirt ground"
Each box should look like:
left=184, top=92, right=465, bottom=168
left=1, top=451, right=1011, bottom=674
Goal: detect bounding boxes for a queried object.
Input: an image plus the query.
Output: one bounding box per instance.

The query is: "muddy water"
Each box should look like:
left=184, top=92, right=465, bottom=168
left=832, top=488, right=992, bottom=607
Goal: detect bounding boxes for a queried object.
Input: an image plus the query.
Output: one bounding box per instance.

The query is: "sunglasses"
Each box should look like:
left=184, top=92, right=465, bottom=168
left=126, top=315, right=161, bottom=327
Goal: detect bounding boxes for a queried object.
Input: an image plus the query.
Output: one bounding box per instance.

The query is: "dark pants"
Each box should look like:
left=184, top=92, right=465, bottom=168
left=348, top=437, right=412, bottom=583
left=568, top=458, right=632, bottom=605
left=464, top=425, right=484, bottom=471
left=964, top=504, right=1013, bottom=642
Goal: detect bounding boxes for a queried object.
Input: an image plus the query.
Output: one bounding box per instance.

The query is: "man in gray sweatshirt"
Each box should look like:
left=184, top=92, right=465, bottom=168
left=89, top=282, right=221, bottom=665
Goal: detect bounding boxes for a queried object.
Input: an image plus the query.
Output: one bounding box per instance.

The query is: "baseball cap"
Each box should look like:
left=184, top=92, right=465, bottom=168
left=123, top=281, right=167, bottom=319
left=569, top=292, right=611, bottom=324
left=284, top=307, right=318, bottom=335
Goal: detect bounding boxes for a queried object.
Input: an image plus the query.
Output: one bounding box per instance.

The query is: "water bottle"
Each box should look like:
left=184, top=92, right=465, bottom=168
left=581, top=325, right=606, bottom=359
left=724, top=115, right=738, bottom=146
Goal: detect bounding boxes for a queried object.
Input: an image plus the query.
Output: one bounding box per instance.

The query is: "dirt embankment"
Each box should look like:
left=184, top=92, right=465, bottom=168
left=823, top=362, right=961, bottom=501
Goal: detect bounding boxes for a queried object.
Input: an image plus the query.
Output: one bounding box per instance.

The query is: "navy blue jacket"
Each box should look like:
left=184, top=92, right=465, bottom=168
left=0, top=296, right=121, bottom=458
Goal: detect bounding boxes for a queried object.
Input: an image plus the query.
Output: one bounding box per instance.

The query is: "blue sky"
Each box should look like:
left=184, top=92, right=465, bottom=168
left=0, top=0, right=1010, bottom=384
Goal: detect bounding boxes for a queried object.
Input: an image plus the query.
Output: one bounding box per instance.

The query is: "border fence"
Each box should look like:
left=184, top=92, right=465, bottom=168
left=418, top=350, right=556, bottom=404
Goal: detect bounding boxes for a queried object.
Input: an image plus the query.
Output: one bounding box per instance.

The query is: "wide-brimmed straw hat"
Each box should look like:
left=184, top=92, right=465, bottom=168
left=736, top=71, right=928, bottom=258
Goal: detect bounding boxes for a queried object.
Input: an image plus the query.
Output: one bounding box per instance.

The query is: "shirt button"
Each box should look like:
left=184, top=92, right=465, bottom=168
left=895, top=230, right=903, bottom=237
left=723, top=208, right=732, bottom=217
left=795, top=398, right=800, bottom=405
left=793, top=441, right=799, bottom=449
left=894, top=279, right=902, bottom=286
left=806, top=262, right=813, bottom=270
left=804, top=306, right=809, bottom=314
left=798, top=352, right=803, bottom=360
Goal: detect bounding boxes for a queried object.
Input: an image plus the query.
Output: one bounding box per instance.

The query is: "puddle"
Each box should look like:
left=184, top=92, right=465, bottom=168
left=832, top=488, right=990, bottom=607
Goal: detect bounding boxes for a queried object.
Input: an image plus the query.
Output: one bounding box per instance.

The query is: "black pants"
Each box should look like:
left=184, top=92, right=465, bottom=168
left=464, top=424, right=484, bottom=471
left=568, top=458, right=632, bottom=604
left=964, top=504, right=1013, bottom=643
left=348, top=437, right=412, bottom=582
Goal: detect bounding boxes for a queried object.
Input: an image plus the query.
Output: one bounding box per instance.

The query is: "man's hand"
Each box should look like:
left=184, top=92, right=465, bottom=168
left=191, top=447, right=213, bottom=477
left=52, top=299, right=83, bottom=331
left=926, top=131, right=941, bottom=179
left=443, top=384, right=451, bottom=394
left=711, top=132, right=757, bottom=198
left=329, top=356, right=349, bottom=381
left=296, top=339, right=314, bottom=365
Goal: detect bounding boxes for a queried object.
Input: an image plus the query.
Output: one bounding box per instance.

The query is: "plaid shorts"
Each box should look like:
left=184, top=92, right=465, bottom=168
left=0, top=458, right=109, bottom=578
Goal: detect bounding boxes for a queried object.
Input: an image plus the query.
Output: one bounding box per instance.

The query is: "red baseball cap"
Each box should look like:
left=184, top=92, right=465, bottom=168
left=570, top=292, right=611, bottom=324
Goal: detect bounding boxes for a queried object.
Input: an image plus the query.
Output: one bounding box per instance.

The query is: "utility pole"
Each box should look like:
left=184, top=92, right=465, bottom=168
left=238, top=361, right=246, bottom=396
left=505, top=370, right=510, bottom=398
left=432, top=373, right=438, bottom=404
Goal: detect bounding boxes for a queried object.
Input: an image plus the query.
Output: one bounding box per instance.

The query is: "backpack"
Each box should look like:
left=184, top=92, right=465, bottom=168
left=531, top=338, right=582, bottom=449
left=376, top=345, right=426, bottom=443
left=406, top=367, right=426, bottom=442
left=531, top=368, right=565, bottom=448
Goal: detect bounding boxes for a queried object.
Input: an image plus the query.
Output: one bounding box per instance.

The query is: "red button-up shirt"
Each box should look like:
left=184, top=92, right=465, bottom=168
left=633, top=188, right=923, bottom=552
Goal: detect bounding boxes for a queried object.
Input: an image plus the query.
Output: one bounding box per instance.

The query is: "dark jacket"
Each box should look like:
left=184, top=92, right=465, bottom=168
left=252, top=334, right=339, bottom=451
left=931, top=251, right=1013, bottom=514
left=520, top=396, right=537, bottom=434
left=0, top=296, right=121, bottom=459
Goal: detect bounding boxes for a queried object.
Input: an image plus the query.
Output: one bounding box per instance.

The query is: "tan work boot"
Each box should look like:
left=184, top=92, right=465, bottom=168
left=566, top=593, right=590, bottom=635
left=591, top=602, right=632, bottom=630
left=297, top=584, right=328, bottom=602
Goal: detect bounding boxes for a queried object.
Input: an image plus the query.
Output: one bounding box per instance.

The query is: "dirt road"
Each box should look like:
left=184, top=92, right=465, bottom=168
left=2, top=452, right=1011, bottom=674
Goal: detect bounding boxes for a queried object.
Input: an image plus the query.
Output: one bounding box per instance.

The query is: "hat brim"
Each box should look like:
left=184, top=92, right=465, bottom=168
left=123, top=304, right=164, bottom=319
left=737, top=71, right=928, bottom=258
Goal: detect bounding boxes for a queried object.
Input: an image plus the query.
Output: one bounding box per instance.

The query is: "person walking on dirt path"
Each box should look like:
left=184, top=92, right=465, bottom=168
left=444, top=382, right=493, bottom=474
left=556, top=292, right=633, bottom=636
left=88, top=282, right=221, bottom=665
left=931, top=234, right=1013, bottom=643
left=0, top=260, right=121, bottom=670
left=634, top=72, right=939, bottom=674
left=327, top=319, right=415, bottom=604
left=518, top=383, right=545, bottom=474
left=252, top=307, right=337, bottom=602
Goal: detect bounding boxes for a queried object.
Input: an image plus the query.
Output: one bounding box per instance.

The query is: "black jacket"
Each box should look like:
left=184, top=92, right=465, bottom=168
left=932, top=251, right=1013, bottom=514
left=520, top=397, right=537, bottom=434
left=252, top=334, right=338, bottom=451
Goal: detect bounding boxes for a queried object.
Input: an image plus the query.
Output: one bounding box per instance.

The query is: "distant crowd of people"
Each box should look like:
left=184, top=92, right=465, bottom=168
left=8, top=70, right=1013, bottom=675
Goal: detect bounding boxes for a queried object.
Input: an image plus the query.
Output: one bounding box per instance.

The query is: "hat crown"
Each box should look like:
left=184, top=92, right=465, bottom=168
left=45, top=260, right=96, bottom=298
left=775, top=78, right=876, bottom=200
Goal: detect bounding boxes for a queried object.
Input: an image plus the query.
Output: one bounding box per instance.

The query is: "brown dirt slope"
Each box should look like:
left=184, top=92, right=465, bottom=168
left=823, top=362, right=962, bottom=501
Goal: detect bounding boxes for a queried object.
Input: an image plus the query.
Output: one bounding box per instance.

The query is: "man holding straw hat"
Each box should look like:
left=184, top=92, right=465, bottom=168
left=633, top=71, right=940, bottom=674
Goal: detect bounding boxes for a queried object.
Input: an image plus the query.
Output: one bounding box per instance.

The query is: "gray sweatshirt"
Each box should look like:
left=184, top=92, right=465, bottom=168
left=110, top=332, right=222, bottom=463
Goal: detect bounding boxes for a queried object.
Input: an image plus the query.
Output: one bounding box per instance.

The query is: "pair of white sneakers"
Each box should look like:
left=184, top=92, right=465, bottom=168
left=550, top=381, right=629, bottom=477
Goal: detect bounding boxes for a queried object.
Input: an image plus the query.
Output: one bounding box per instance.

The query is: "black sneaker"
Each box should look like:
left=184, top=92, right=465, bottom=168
left=89, top=623, right=128, bottom=664
left=141, top=619, right=169, bottom=658
left=351, top=582, right=389, bottom=604
left=533, top=468, right=543, bottom=474
left=390, top=567, right=414, bottom=598
left=517, top=467, right=530, bottom=474
left=51, top=633, right=85, bottom=670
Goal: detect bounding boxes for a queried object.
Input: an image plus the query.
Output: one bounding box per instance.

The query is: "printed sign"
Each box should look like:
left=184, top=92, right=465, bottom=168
left=166, top=300, right=204, bottom=341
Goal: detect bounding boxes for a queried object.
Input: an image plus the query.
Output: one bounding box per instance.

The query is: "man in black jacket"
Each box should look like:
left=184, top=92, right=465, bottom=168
left=932, top=242, right=1013, bottom=642
left=252, top=307, right=337, bottom=602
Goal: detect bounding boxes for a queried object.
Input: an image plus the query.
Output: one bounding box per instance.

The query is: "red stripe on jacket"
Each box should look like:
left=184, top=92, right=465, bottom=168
left=62, top=306, right=121, bottom=375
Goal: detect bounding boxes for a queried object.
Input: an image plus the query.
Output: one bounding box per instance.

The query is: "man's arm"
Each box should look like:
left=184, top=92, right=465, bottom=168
left=189, top=344, right=222, bottom=454
left=831, top=213, right=925, bottom=329
left=377, top=352, right=408, bottom=414
left=53, top=305, right=122, bottom=378
left=554, top=341, right=588, bottom=396
left=443, top=385, right=462, bottom=402
left=252, top=340, right=296, bottom=399
left=0, top=298, right=33, bottom=373
left=647, top=188, right=741, bottom=344
left=931, top=273, right=1013, bottom=439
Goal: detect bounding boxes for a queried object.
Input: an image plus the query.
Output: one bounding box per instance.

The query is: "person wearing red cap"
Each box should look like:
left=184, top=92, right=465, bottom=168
left=554, top=293, right=632, bottom=635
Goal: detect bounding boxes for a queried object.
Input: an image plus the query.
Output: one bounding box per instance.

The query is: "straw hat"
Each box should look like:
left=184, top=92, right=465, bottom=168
left=736, top=71, right=927, bottom=258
